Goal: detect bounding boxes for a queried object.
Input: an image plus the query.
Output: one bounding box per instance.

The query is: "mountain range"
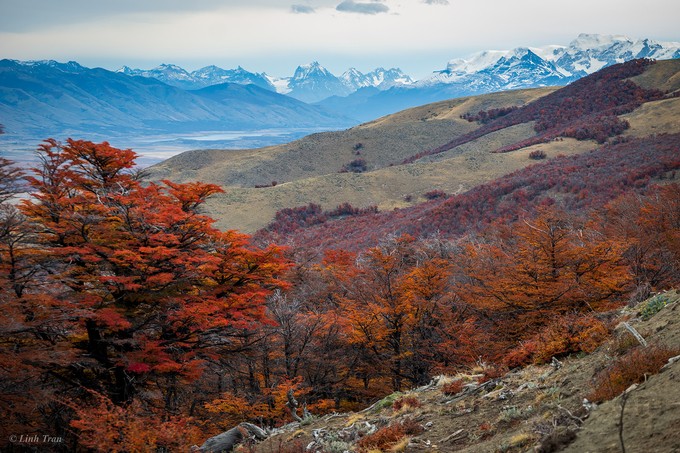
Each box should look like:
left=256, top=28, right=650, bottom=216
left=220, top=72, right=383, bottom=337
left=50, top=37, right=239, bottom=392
left=118, top=34, right=680, bottom=109
left=119, top=61, right=414, bottom=104
left=0, top=59, right=348, bottom=142
left=321, top=34, right=680, bottom=121
left=1, top=34, right=679, bottom=151
left=118, top=64, right=277, bottom=92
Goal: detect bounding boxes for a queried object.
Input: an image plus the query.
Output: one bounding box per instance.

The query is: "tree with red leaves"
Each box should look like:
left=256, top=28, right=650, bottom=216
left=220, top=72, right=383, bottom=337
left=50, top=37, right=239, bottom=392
left=2, top=139, right=290, bottom=450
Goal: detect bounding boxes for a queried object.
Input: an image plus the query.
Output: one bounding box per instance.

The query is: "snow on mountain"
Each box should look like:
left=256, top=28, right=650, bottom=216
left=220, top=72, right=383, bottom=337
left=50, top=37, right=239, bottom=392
left=292, top=61, right=334, bottom=81
left=422, top=33, right=680, bottom=88
left=13, top=59, right=87, bottom=74
left=117, top=64, right=195, bottom=89
left=117, top=64, right=275, bottom=91
left=366, top=67, right=414, bottom=89
left=25, top=33, right=677, bottom=108
left=422, top=47, right=568, bottom=89
left=341, top=68, right=369, bottom=90
left=440, top=50, right=511, bottom=80
left=191, top=65, right=275, bottom=91
left=553, top=34, right=680, bottom=77
left=340, top=67, right=413, bottom=91
left=267, top=76, right=292, bottom=94
left=285, top=61, right=352, bottom=103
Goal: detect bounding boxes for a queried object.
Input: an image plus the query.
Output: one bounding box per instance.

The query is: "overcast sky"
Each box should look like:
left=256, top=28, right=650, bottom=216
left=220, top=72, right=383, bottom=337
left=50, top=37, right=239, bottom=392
left=1, top=0, right=679, bottom=79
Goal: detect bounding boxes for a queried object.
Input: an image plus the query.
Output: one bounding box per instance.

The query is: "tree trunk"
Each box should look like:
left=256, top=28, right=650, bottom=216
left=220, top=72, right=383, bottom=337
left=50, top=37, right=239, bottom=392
left=194, top=423, right=268, bottom=452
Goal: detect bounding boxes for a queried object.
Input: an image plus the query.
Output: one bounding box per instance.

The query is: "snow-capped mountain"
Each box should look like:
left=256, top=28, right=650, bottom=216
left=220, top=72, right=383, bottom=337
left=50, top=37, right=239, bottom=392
left=282, top=61, right=352, bottom=103
left=119, top=64, right=194, bottom=88
left=319, top=34, right=680, bottom=123
left=340, top=67, right=414, bottom=91
left=191, top=66, right=275, bottom=91
left=15, top=59, right=87, bottom=74
left=419, top=46, right=571, bottom=96
left=275, top=63, right=414, bottom=103
left=118, top=64, right=275, bottom=91
left=422, top=34, right=680, bottom=87
left=553, top=34, right=680, bottom=77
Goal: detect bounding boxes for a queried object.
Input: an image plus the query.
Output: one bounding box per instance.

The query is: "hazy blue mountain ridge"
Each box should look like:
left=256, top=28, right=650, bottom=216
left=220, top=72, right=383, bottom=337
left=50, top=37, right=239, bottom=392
left=0, top=59, right=349, bottom=141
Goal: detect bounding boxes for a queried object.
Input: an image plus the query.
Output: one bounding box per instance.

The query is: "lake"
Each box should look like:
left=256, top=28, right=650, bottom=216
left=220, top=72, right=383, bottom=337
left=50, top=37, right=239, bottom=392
left=0, top=127, right=337, bottom=168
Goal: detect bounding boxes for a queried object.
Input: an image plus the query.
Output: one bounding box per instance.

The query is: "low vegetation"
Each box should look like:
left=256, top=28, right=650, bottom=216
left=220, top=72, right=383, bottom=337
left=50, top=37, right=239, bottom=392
left=587, top=344, right=680, bottom=403
left=2, top=59, right=680, bottom=451
left=403, top=58, right=669, bottom=163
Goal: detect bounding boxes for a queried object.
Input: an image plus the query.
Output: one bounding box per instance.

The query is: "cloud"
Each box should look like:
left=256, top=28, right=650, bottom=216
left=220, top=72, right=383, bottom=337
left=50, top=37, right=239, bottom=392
left=291, top=4, right=316, bottom=13
left=423, top=0, right=449, bottom=4
left=336, top=0, right=389, bottom=15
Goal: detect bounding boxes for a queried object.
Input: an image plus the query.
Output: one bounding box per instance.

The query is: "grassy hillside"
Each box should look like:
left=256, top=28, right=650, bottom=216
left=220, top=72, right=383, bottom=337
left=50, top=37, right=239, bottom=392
left=147, top=88, right=555, bottom=232
left=148, top=59, right=680, bottom=234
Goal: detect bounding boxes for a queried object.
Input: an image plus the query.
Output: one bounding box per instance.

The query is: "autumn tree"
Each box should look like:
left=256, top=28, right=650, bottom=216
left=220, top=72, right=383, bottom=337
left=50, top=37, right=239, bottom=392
left=603, top=183, right=680, bottom=300
left=323, top=235, right=478, bottom=391
left=0, top=153, right=77, bottom=443
left=459, top=207, right=629, bottom=344
left=8, top=139, right=290, bottom=450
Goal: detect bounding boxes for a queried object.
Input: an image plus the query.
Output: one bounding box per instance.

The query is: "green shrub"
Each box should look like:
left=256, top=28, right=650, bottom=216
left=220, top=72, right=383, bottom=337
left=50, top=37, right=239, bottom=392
left=640, top=294, right=669, bottom=320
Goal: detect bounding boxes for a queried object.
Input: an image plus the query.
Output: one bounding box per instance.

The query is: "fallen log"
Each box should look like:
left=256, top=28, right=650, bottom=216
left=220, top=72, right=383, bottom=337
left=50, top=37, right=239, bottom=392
left=192, top=422, right=268, bottom=452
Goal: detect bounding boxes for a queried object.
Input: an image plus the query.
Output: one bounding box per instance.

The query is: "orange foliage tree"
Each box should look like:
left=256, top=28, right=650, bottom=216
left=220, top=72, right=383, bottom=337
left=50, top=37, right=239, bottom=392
left=458, top=207, right=629, bottom=347
left=3, top=139, right=290, bottom=449
left=325, top=235, right=480, bottom=391
left=603, top=183, right=680, bottom=300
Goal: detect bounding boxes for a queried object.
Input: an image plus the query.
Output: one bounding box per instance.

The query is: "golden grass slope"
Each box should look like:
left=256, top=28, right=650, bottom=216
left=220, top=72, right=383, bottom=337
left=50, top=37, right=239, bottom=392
left=148, top=88, right=558, bottom=232
left=147, top=60, right=680, bottom=233
left=147, top=88, right=554, bottom=188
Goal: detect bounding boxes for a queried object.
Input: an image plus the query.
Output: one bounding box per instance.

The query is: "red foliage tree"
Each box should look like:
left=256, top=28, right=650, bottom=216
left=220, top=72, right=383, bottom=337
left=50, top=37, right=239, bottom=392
left=2, top=139, right=290, bottom=449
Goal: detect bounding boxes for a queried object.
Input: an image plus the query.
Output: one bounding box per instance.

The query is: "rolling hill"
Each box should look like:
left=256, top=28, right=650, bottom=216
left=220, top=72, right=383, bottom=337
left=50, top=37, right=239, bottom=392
left=147, top=59, right=680, bottom=235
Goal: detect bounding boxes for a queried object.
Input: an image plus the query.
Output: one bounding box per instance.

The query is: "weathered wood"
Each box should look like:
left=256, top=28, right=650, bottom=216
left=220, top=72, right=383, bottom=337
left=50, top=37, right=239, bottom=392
left=194, top=422, right=268, bottom=452
left=286, top=388, right=303, bottom=422
left=440, top=429, right=466, bottom=443
left=622, top=322, right=647, bottom=346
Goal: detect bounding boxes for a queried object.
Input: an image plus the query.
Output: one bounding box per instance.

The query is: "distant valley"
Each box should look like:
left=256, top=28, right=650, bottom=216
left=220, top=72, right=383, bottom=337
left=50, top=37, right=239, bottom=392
left=1, top=33, right=678, bottom=164
left=147, top=58, right=680, bottom=234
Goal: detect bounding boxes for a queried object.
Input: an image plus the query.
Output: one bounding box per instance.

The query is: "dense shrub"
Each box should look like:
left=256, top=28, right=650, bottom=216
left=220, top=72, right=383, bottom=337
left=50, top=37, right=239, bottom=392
left=264, top=202, right=378, bottom=235
left=477, top=364, right=508, bottom=384
left=340, top=158, right=368, bottom=173
left=587, top=345, right=680, bottom=402
left=461, top=106, right=519, bottom=124
left=423, top=189, right=447, bottom=200
left=266, top=203, right=327, bottom=234
left=392, top=396, right=422, bottom=411
left=440, top=380, right=465, bottom=396
left=505, top=313, right=609, bottom=367
left=327, top=202, right=378, bottom=218
left=529, top=149, right=547, bottom=160
left=356, top=418, right=423, bottom=452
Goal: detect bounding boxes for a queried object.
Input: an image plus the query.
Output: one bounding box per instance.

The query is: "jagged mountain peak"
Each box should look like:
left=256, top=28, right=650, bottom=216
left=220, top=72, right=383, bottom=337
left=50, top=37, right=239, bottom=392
left=337, top=67, right=413, bottom=93
left=151, top=63, right=191, bottom=76
left=292, top=61, right=334, bottom=80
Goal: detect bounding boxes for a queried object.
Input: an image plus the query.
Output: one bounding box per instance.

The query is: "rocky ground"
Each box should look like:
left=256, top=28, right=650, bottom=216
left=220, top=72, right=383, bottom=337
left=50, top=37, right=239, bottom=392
left=215, top=290, right=680, bottom=453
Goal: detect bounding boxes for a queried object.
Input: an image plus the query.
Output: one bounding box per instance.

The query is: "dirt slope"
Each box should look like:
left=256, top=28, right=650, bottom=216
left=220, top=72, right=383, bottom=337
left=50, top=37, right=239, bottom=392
left=241, top=291, right=680, bottom=453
